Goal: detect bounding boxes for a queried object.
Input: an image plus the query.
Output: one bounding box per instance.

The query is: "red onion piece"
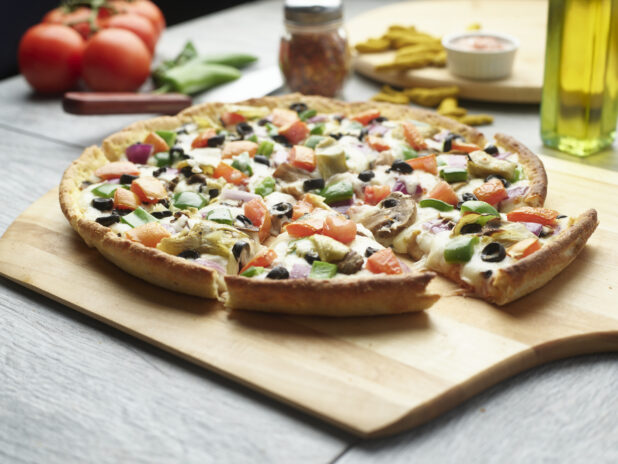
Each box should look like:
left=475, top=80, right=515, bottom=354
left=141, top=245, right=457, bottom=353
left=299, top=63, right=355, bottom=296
left=368, top=124, right=388, bottom=136
left=308, top=115, right=328, bottom=123
left=194, top=258, right=226, bottom=274
left=507, top=185, right=529, bottom=199
left=399, top=259, right=411, bottom=273
left=494, top=151, right=513, bottom=160
left=289, top=262, right=311, bottom=279
left=271, top=149, right=289, bottom=166
left=220, top=188, right=260, bottom=203
left=126, top=143, right=154, bottom=164
left=107, top=178, right=120, bottom=184
left=392, top=180, right=409, bottom=195
left=442, top=154, right=468, bottom=168
left=330, top=198, right=355, bottom=214
left=422, top=218, right=454, bottom=234
left=166, top=168, right=179, bottom=176
left=522, top=222, right=543, bottom=236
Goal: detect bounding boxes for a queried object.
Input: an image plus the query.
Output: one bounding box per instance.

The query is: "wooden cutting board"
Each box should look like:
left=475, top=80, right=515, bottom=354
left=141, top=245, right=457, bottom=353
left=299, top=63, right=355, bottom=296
left=347, top=0, right=547, bottom=103
left=1, top=155, right=617, bottom=437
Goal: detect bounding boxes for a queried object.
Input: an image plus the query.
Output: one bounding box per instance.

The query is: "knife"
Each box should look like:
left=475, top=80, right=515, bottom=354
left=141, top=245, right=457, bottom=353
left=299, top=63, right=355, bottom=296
left=63, top=66, right=284, bottom=115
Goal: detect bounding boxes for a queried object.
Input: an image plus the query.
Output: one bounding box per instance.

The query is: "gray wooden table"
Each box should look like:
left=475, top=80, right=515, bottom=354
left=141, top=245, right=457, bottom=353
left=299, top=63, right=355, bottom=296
left=1, top=1, right=617, bottom=463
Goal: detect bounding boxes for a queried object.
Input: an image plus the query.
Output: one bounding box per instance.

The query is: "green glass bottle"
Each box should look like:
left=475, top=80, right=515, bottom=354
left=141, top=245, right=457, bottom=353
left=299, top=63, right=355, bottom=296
left=540, top=0, right=618, bottom=157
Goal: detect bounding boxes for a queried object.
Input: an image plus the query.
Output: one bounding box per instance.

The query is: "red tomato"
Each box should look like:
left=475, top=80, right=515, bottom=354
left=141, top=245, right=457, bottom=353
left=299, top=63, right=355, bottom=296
left=144, top=132, right=169, bottom=153
left=221, top=112, right=246, bottom=126
left=222, top=141, right=258, bottom=159
left=94, top=161, right=139, bottom=180
left=82, top=28, right=151, bottom=92
left=351, top=109, right=380, bottom=126
left=402, top=121, right=428, bottom=150
left=406, top=153, right=438, bottom=175
left=271, top=108, right=298, bottom=127
left=191, top=129, right=217, bottom=149
left=285, top=215, right=325, bottom=238
left=364, top=185, right=391, bottom=206
left=366, top=248, right=403, bottom=275
left=130, top=176, right=167, bottom=203
left=111, top=0, right=166, bottom=37
left=42, top=7, right=95, bottom=39
left=113, top=188, right=141, bottom=210
left=292, top=200, right=314, bottom=220
left=427, top=181, right=458, bottom=206
left=323, top=215, right=357, bottom=244
left=244, top=198, right=272, bottom=242
left=279, top=120, right=310, bottom=145
left=18, top=24, right=85, bottom=94
left=507, top=207, right=559, bottom=226
left=367, top=135, right=390, bottom=152
left=101, top=13, right=157, bottom=54
left=289, top=145, right=316, bottom=171
left=213, top=162, right=247, bottom=185
left=126, top=223, right=170, bottom=248
left=240, top=249, right=277, bottom=274
left=473, top=178, right=508, bottom=206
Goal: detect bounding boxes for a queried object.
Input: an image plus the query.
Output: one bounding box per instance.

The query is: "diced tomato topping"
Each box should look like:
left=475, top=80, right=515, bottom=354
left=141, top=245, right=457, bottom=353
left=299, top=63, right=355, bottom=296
left=506, top=237, right=542, bottom=260
left=279, top=120, right=309, bottom=145
left=285, top=214, right=325, bottom=238
left=126, top=222, right=171, bottom=248
left=289, top=145, right=316, bottom=171
left=402, top=121, right=428, bottom=150
left=427, top=181, right=458, bottom=206
left=364, top=185, right=391, bottom=206
left=222, top=140, right=258, bottom=159
left=220, top=112, right=246, bottom=126
left=144, top=132, right=170, bottom=154
left=95, top=161, right=139, bottom=180
left=240, top=249, right=277, bottom=274
left=271, top=108, right=299, bottom=127
left=191, top=128, right=217, bottom=149
left=351, top=109, right=380, bottom=126
left=451, top=141, right=480, bottom=153
left=323, top=215, right=357, bottom=244
left=366, top=248, right=403, bottom=275
left=367, top=135, right=390, bottom=152
left=292, top=200, right=314, bottom=220
left=473, top=178, right=508, bottom=206
left=113, top=187, right=141, bottom=210
left=406, top=153, right=438, bottom=174
left=507, top=207, right=559, bottom=226
left=244, top=198, right=272, bottom=242
left=213, top=162, right=247, bottom=185
left=130, top=176, right=168, bottom=203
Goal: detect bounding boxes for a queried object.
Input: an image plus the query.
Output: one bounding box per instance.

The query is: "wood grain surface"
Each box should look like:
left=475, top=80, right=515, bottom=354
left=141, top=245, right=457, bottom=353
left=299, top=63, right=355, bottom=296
left=1, top=152, right=616, bottom=437
left=347, top=0, right=547, bottom=103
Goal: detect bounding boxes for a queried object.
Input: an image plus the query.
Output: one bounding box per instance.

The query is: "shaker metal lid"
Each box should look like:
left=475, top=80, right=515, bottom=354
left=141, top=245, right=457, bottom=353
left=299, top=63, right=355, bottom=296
left=284, top=0, right=343, bottom=25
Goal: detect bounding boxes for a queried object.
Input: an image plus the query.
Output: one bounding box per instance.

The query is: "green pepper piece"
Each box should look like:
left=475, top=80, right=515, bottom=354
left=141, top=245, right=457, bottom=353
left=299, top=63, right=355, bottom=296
left=92, top=183, right=127, bottom=198
left=120, top=207, right=158, bottom=228
left=511, top=165, right=524, bottom=183
left=155, top=130, right=177, bottom=148
left=320, top=181, right=354, bottom=205
left=154, top=152, right=173, bottom=167
left=257, top=140, right=274, bottom=157
left=310, top=123, right=325, bottom=135
left=246, top=134, right=259, bottom=143
left=305, top=135, right=325, bottom=149
left=460, top=200, right=500, bottom=217
left=254, top=176, right=276, bottom=197
left=299, top=109, right=317, bottom=121
left=419, top=198, right=454, bottom=211
left=158, top=61, right=241, bottom=95
left=201, top=53, right=258, bottom=69
left=309, top=261, right=338, bottom=279
left=152, top=41, right=198, bottom=87
left=440, top=166, right=468, bottom=182
left=240, top=266, right=265, bottom=277
left=444, top=236, right=479, bottom=263
left=207, top=208, right=234, bottom=225
left=265, top=122, right=278, bottom=136
left=402, top=147, right=418, bottom=160
left=231, top=152, right=253, bottom=176
left=173, top=191, right=208, bottom=209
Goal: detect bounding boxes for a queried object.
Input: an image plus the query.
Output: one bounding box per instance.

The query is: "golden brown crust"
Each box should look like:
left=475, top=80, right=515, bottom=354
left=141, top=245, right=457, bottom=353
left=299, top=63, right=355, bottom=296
left=225, top=272, right=439, bottom=316
left=494, top=133, right=548, bottom=207
left=481, top=209, right=599, bottom=305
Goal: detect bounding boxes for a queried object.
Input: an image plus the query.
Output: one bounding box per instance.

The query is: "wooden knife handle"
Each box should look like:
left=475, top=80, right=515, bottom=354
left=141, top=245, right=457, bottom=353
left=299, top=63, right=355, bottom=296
left=63, top=92, right=193, bottom=115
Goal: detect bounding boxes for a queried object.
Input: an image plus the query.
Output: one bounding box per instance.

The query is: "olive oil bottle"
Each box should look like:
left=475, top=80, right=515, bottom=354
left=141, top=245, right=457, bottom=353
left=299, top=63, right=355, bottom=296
left=540, top=0, right=618, bottom=156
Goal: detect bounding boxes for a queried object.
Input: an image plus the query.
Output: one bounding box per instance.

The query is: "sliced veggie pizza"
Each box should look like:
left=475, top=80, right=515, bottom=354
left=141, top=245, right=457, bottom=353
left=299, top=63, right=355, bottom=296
left=59, top=94, right=597, bottom=315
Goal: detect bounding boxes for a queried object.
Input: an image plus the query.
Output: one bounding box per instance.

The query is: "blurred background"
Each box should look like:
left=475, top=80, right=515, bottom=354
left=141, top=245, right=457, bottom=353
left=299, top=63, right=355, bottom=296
left=1, top=0, right=253, bottom=79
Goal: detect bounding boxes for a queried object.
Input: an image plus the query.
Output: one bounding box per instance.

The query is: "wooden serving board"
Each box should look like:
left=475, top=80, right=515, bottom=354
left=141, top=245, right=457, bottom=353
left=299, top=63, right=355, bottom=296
left=1, top=155, right=617, bottom=437
left=347, top=0, right=547, bottom=103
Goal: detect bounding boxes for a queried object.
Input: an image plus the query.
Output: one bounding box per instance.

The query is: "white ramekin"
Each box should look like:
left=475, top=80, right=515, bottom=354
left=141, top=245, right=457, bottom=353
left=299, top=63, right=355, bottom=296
left=442, top=32, right=519, bottom=80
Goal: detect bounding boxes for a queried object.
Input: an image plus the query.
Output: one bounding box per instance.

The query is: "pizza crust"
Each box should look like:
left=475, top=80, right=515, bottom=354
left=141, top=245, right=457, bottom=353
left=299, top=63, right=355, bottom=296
left=225, top=272, right=439, bottom=316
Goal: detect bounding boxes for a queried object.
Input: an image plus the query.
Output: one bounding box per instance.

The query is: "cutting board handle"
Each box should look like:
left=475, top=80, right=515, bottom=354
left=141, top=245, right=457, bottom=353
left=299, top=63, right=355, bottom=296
left=63, top=92, right=193, bottom=115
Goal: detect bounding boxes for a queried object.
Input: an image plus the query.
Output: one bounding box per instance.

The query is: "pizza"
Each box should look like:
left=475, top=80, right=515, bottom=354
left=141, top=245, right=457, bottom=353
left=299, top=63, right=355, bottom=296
left=59, top=94, right=598, bottom=316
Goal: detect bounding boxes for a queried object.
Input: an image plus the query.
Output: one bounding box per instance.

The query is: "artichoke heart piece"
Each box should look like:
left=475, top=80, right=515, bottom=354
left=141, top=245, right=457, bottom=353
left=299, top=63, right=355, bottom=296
left=315, top=138, right=348, bottom=179
left=468, top=150, right=517, bottom=181
left=485, top=222, right=536, bottom=247
left=157, top=221, right=253, bottom=273
left=309, top=234, right=349, bottom=263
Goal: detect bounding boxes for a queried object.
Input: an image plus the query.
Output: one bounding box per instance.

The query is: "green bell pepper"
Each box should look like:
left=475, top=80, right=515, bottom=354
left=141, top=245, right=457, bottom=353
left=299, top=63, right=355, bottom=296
left=460, top=201, right=500, bottom=217
left=231, top=152, right=253, bottom=176
left=257, top=140, right=274, bottom=157
left=92, top=183, right=127, bottom=198
left=305, top=135, right=325, bottom=149
left=157, top=61, right=241, bottom=95
left=440, top=166, right=468, bottom=183
left=154, top=151, right=174, bottom=167
left=207, top=208, right=234, bottom=225
left=240, top=266, right=265, bottom=278
left=155, top=130, right=177, bottom=148
left=309, top=261, right=338, bottom=279
left=299, top=109, right=317, bottom=121
left=320, top=181, right=354, bottom=205
left=419, top=198, right=454, bottom=212
left=246, top=134, right=259, bottom=143
left=254, top=176, right=276, bottom=197
left=120, top=207, right=158, bottom=228
left=173, top=191, right=208, bottom=209
left=444, top=236, right=479, bottom=263
left=402, top=147, right=418, bottom=160
left=310, top=123, right=325, bottom=135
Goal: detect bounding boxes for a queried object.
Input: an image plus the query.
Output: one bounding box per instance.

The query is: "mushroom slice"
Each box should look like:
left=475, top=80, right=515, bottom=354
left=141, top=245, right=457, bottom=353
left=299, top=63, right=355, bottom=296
left=468, top=150, right=517, bottom=180
left=336, top=250, right=364, bottom=275
left=273, top=163, right=313, bottom=182
left=349, top=192, right=417, bottom=242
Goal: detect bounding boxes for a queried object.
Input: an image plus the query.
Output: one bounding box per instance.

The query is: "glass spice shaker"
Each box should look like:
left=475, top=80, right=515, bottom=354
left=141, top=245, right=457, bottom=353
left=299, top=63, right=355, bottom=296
left=279, top=0, right=350, bottom=97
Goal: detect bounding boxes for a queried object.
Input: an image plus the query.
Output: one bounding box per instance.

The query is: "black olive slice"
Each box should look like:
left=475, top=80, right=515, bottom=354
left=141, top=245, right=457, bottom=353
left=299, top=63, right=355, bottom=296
left=331, top=133, right=343, bottom=140
left=236, top=122, right=253, bottom=137
left=289, top=102, right=308, bottom=113
left=485, top=174, right=510, bottom=188
left=180, top=166, right=194, bottom=177
left=113, top=208, right=131, bottom=216
left=207, top=134, right=226, bottom=147
left=152, top=167, right=167, bottom=177
left=257, top=118, right=269, bottom=126
left=557, top=214, right=567, bottom=219
left=151, top=210, right=172, bottom=219
left=484, top=144, right=499, bottom=155
left=232, top=241, right=250, bottom=261
left=304, top=251, right=319, bottom=265
left=208, top=188, right=220, bottom=198
left=443, top=133, right=463, bottom=152
left=271, top=202, right=293, bottom=218
left=358, top=170, right=375, bottom=182
left=481, top=270, right=493, bottom=279
left=389, top=160, right=413, bottom=174
left=235, top=214, right=253, bottom=227
left=272, top=135, right=292, bottom=147
left=462, top=192, right=478, bottom=202
left=95, top=214, right=120, bottom=227
left=382, top=198, right=398, bottom=208
left=303, top=178, right=325, bottom=192
left=460, top=223, right=483, bottom=235
left=254, top=155, right=270, bottom=166
left=91, top=198, right=113, bottom=211
left=357, top=128, right=368, bottom=141
left=481, top=242, right=506, bottom=263
left=266, top=266, right=289, bottom=279
left=177, top=250, right=201, bottom=260
left=365, top=246, right=379, bottom=257
left=171, top=146, right=189, bottom=160
left=188, top=174, right=207, bottom=184
left=119, top=174, right=138, bottom=184
left=374, top=116, right=388, bottom=123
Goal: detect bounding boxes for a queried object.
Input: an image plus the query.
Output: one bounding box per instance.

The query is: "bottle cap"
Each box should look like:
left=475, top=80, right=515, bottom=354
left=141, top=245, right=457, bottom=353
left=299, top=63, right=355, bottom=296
left=284, top=0, right=343, bottom=25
